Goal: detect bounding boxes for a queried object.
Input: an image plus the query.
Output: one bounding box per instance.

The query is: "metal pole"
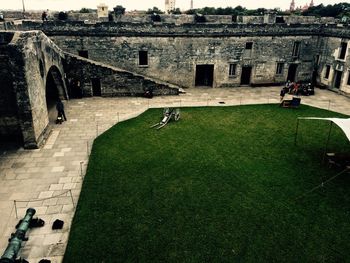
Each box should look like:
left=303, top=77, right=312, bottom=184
left=322, top=122, right=333, bottom=163
left=69, top=190, right=75, bottom=208
left=80, top=161, right=84, bottom=177
left=14, top=200, right=18, bottom=219
left=294, top=118, right=300, bottom=146
left=22, top=0, right=25, bottom=18
left=86, top=141, right=89, bottom=156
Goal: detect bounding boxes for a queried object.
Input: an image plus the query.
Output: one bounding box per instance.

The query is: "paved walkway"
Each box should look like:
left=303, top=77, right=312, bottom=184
left=0, top=86, right=350, bottom=262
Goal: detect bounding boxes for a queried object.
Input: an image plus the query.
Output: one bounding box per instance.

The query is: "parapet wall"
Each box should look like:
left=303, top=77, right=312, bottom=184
left=1, top=11, right=338, bottom=25
left=5, top=21, right=348, bottom=90
left=4, top=21, right=349, bottom=39
left=2, top=20, right=350, bottom=95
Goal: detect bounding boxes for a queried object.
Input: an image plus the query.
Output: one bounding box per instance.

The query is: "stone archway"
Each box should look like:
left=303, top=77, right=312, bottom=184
left=45, top=66, right=67, bottom=123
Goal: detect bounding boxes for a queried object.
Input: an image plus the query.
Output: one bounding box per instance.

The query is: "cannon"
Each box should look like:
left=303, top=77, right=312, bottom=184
left=151, top=108, right=180, bottom=130
left=0, top=208, right=36, bottom=263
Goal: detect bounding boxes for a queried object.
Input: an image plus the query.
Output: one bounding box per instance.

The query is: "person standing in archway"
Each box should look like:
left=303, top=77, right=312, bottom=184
left=56, top=99, right=67, bottom=122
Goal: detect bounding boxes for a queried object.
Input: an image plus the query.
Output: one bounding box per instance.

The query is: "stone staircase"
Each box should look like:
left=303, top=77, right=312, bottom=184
left=64, top=52, right=180, bottom=97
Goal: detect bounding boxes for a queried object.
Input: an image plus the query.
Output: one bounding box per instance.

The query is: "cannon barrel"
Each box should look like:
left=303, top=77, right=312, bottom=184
left=0, top=208, right=36, bottom=263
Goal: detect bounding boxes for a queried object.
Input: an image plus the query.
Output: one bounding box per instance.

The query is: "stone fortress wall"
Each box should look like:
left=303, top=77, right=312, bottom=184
left=0, top=31, right=67, bottom=148
left=5, top=20, right=349, bottom=92
left=0, top=28, right=179, bottom=148
left=0, top=15, right=350, bottom=148
left=1, top=11, right=338, bottom=24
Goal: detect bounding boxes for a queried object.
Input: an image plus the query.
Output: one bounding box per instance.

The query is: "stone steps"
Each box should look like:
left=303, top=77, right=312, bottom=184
left=63, top=51, right=181, bottom=92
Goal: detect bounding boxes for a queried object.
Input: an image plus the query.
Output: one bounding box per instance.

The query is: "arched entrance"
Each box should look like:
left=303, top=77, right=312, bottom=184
left=45, top=66, right=67, bottom=123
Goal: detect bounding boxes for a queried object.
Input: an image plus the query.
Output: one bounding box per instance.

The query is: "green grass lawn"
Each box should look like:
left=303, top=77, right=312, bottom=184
left=64, top=104, right=350, bottom=263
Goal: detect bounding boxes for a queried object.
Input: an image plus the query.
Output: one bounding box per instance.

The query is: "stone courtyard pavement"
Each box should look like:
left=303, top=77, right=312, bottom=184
left=1, top=86, right=350, bottom=262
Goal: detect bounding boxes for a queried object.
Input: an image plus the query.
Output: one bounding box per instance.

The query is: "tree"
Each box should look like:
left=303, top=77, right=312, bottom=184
left=302, top=3, right=350, bottom=17
left=146, top=7, right=164, bottom=15
left=185, top=9, right=197, bottom=15
left=58, top=12, right=68, bottom=20
left=201, top=7, right=216, bottom=15
left=80, top=8, right=91, bottom=13
left=170, top=8, right=182, bottom=15
left=113, top=5, right=126, bottom=16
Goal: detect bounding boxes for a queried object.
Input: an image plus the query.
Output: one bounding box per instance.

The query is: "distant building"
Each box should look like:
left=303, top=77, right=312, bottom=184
left=290, top=0, right=296, bottom=11
left=165, top=0, right=176, bottom=14
left=290, top=0, right=314, bottom=12
left=97, top=3, right=108, bottom=18
left=190, top=0, right=193, bottom=10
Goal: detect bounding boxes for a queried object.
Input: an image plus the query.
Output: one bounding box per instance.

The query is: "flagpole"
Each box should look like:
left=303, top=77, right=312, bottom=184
left=22, top=0, right=25, bottom=18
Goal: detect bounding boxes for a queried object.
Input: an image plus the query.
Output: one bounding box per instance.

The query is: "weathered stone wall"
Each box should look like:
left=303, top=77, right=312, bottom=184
left=65, top=12, right=98, bottom=22
left=64, top=52, right=179, bottom=96
left=39, top=22, right=346, bottom=90
left=238, top=15, right=337, bottom=25
left=114, top=14, right=234, bottom=24
left=47, top=24, right=321, bottom=88
left=0, top=30, right=67, bottom=148
left=4, top=21, right=350, bottom=91
left=1, top=11, right=337, bottom=25
left=0, top=32, right=22, bottom=141
left=21, top=31, right=67, bottom=148
left=12, top=21, right=330, bottom=36
left=1, top=11, right=43, bottom=20
left=318, top=36, right=350, bottom=93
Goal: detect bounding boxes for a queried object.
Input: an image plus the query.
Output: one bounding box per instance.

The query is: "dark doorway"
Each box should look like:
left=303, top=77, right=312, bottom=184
left=46, top=66, right=67, bottom=124
left=78, top=50, right=89, bottom=59
left=333, top=70, right=342, bottom=89
left=195, top=65, right=214, bottom=87
left=46, top=69, right=60, bottom=123
left=240, top=66, right=252, bottom=85
left=287, top=64, right=298, bottom=82
left=275, top=16, right=285, bottom=23
left=68, top=79, right=82, bottom=99
left=91, top=78, right=101, bottom=96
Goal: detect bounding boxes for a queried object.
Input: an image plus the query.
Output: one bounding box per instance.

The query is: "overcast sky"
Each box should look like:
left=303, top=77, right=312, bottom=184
left=1, top=0, right=345, bottom=12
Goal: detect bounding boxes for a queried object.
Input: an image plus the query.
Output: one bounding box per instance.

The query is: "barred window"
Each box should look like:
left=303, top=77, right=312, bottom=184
left=139, top=51, right=148, bottom=66
left=339, top=42, right=348, bottom=60
left=292, top=42, right=300, bottom=57
left=229, top=64, right=237, bottom=76
left=276, top=63, right=284, bottom=75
